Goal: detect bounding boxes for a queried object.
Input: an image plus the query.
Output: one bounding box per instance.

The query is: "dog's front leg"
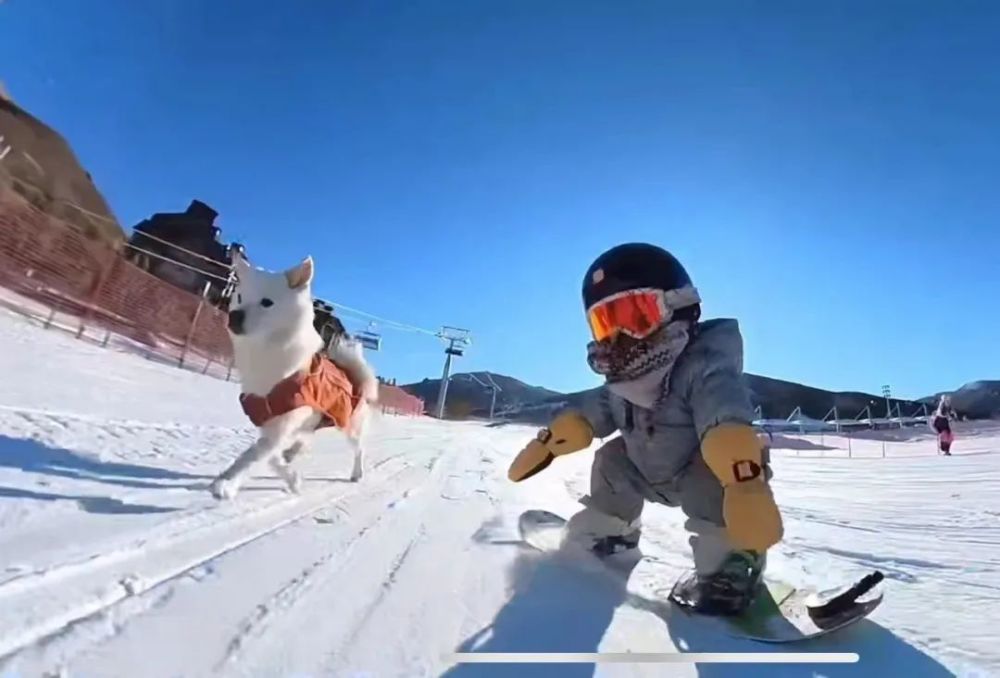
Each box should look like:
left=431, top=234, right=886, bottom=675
left=282, top=440, right=309, bottom=465
left=347, top=406, right=368, bottom=483
left=348, top=436, right=365, bottom=483
left=269, top=440, right=307, bottom=494
left=209, top=435, right=286, bottom=500
left=347, top=406, right=369, bottom=483
left=210, top=408, right=316, bottom=500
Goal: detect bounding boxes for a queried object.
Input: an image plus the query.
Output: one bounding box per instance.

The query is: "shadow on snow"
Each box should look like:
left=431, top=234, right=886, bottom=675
left=444, top=519, right=954, bottom=678
left=0, top=485, right=178, bottom=515
left=0, top=434, right=209, bottom=492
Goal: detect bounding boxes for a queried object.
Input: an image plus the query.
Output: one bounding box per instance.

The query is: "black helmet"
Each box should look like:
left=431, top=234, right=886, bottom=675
left=582, top=243, right=699, bottom=315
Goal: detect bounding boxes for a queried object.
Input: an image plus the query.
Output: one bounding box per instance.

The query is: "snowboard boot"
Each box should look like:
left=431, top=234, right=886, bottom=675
left=563, top=504, right=641, bottom=558
left=670, top=550, right=766, bottom=616
left=592, top=531, right=641, bottom=557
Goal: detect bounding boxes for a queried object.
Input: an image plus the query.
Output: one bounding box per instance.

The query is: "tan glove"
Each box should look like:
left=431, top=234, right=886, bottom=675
left=508, top=411, right=594, bottom=482
left=701, top=423, right=784, bottom=552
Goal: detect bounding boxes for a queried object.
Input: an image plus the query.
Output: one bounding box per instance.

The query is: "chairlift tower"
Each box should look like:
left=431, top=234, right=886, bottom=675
left=483, top=372, right=503, bottom=420
left=464, top=372, right=503, bottom=420
left=435, top=326, right=472, bottom=419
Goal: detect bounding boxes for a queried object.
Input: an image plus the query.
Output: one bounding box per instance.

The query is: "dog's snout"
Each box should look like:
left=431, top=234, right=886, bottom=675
left=228, top=309, right=246, bottom=334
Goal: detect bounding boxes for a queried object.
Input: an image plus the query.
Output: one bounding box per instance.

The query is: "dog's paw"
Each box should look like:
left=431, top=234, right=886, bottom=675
left=349, top=468, right=363, bottom=483
left=286, top=470, right=303, bottom=494
left=270, top=458, right=303, bottom=494
left=209, top=477, right=239, bottom=500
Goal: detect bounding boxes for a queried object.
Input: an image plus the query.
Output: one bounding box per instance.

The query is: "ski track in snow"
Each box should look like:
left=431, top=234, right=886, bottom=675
left=0, top=306, right=996, bottom=676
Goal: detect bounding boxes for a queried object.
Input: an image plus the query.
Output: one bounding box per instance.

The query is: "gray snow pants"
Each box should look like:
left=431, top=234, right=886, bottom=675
left=588, top=436, right=772, bottom=574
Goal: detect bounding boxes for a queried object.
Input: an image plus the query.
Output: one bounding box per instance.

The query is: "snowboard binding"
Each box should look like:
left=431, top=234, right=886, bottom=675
left=668, top=551, right=766, bottom=616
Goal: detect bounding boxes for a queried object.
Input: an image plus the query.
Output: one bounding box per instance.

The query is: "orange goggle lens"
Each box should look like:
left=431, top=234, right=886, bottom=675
left=586, top=290, right=668, bottom=342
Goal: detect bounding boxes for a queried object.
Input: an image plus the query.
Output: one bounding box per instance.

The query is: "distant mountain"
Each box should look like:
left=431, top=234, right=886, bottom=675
left=743, top=374, right=925, bottom=421
left=400, top=372, right=560, bottom=419
left=402, top=371, right=947, bottom=424
left=922, top=381, right=1000, bottom=420
left=530, top=374, right=927, bottom=425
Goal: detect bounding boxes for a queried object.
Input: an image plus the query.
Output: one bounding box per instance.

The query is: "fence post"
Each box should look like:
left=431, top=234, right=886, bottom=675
left=76, top=251, right=118, bottom=340
left=179, top=281, right=211, bottom=368
left=848, top=434, right=853, bottom=458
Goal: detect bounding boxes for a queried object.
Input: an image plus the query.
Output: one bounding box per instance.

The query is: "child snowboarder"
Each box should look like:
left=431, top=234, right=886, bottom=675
left=508, top=242, right=784, bottom=615
left=932, top=395, right=956, bottom=455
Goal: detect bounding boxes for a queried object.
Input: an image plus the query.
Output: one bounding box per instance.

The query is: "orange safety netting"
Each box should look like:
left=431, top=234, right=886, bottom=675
left=0, top=188, right=424, bottom=416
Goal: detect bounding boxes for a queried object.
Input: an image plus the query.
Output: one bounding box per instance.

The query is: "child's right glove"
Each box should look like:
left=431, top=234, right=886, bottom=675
left=701, top=422, right=784, bottom=552
left=507, top=411, right=594, bottom=482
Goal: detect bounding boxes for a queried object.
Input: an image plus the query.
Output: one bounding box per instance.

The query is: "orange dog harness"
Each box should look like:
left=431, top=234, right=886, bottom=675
left=240, top=354, right=359, bottom=429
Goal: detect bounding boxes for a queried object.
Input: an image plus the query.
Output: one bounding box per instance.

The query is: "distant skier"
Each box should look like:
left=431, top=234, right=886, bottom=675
left=508, top=243, right=783, bottom=616
left=932, top=395, right=956, bottom=456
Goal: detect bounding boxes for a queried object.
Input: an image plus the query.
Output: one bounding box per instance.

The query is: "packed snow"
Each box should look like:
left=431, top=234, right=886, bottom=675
left=0, top=306, right=996, bottom=677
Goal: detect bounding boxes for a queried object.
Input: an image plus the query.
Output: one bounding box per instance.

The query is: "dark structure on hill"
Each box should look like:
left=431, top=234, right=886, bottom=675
left=126, top=200, right=243, bottom=304
left=0, top=84, right=123, bottom=244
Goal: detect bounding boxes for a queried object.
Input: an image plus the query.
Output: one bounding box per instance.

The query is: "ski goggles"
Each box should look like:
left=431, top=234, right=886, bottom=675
left=586, top=286, right=700, bottom=342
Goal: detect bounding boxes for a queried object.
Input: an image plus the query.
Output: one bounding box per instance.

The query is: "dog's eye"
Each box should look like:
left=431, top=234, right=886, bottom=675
left=260, top=298, right=274, bottom=308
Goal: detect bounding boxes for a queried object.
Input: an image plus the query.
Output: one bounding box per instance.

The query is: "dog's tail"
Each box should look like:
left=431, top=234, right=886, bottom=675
left=328, top=337, right=380, bottom=404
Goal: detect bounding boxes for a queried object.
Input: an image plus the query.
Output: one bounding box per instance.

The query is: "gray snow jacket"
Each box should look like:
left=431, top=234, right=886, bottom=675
left=576, top=318, right=757, bottom=490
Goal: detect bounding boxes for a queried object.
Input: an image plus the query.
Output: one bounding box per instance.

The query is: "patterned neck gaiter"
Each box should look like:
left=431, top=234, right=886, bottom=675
left=587, top=320, right=692, bottom=409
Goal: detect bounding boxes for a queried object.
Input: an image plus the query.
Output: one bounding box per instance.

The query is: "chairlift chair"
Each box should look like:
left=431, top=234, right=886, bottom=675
left=355, top=321, right=382, bottom=351
left=357, top=330, right=382, bottom=351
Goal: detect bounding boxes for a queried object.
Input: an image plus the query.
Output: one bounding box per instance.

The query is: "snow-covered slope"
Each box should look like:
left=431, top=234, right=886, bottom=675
left=0, top=308, right=996, bottom=677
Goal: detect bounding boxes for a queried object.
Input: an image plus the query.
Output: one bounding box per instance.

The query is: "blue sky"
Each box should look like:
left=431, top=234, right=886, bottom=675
left=3, top=1, right=998, bottom=399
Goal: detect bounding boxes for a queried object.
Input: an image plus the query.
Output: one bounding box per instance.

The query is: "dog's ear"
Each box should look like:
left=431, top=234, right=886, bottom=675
left=285, top=256, right=314, bottom=290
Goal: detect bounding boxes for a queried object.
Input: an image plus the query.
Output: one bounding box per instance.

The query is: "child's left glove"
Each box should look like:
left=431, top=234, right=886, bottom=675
left=701, top=422, right=784, bottom=552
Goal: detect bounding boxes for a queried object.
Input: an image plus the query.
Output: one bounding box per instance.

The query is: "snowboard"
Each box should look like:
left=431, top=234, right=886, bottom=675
left=517, top=509, right=884, bottom=644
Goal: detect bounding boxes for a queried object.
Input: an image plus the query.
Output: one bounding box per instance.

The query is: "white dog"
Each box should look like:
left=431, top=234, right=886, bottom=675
left=209, top=254, right=378, bottom=500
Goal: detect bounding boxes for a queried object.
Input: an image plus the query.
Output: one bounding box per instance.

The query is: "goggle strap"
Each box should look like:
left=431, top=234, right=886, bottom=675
left=662, top=285, right=701, bottom=312
left=586, top=285, right=701, bottom=316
